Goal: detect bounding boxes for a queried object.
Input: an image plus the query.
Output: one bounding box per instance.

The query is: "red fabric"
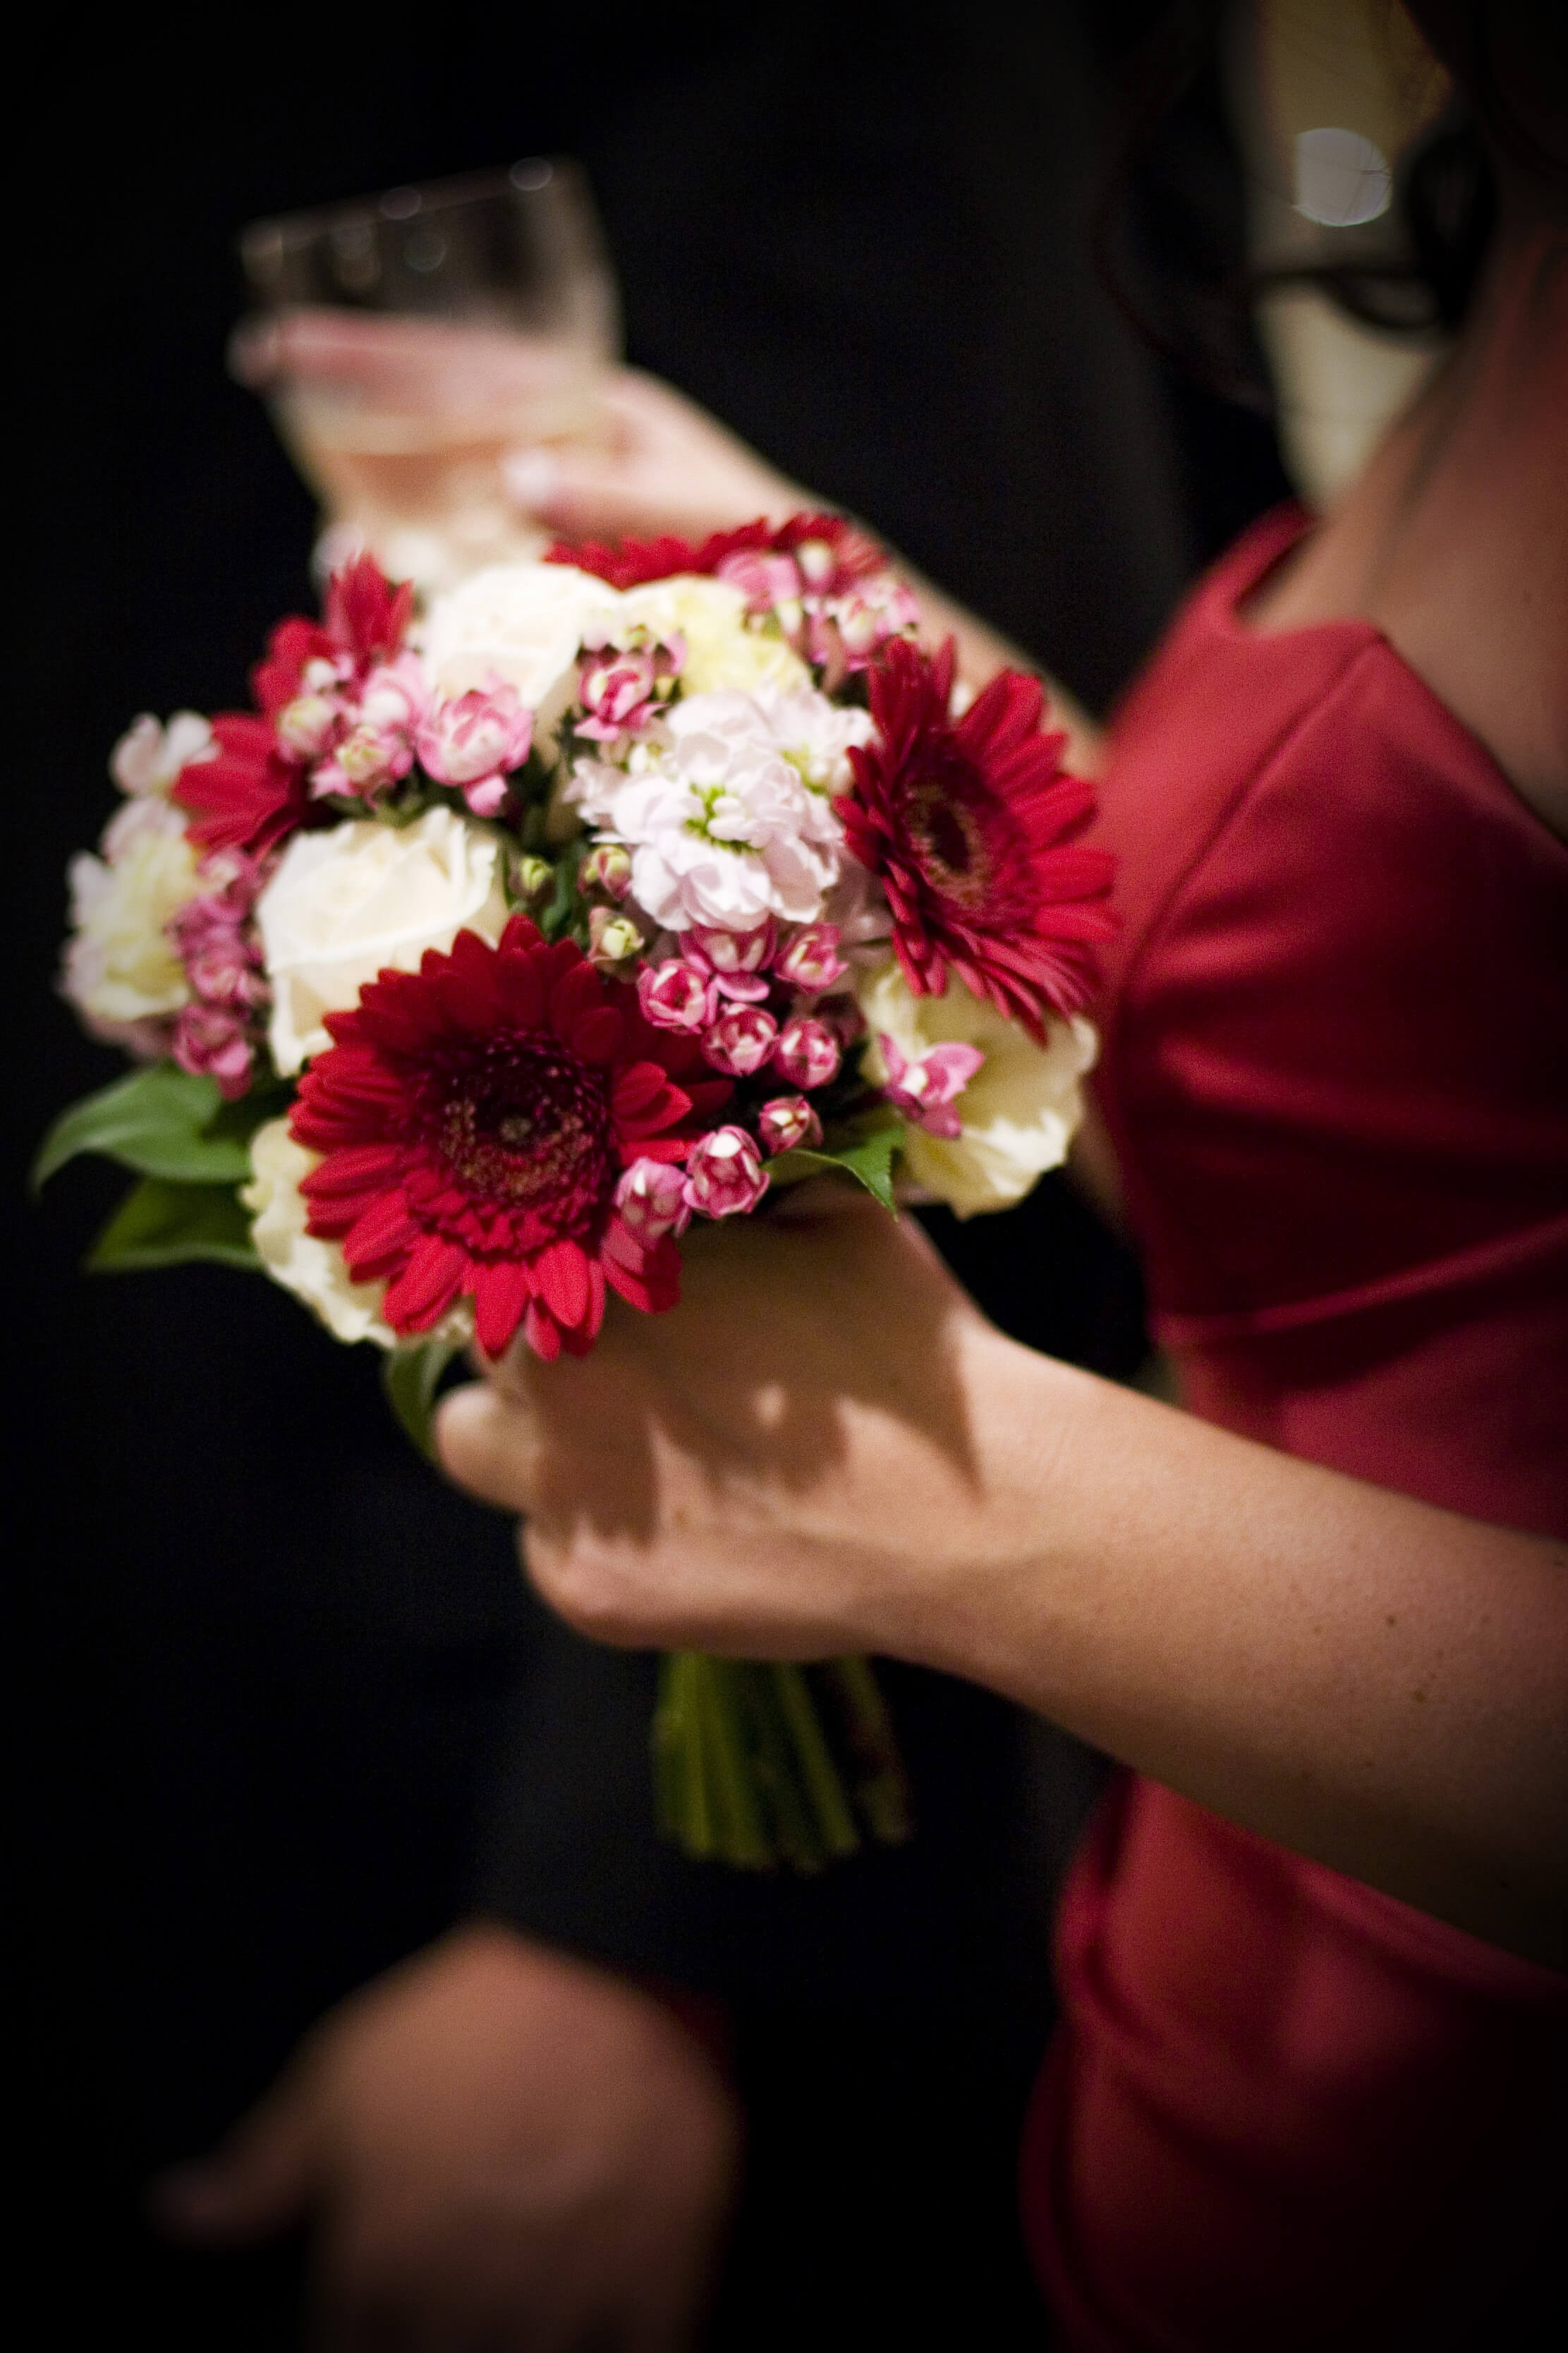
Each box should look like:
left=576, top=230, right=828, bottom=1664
left=1019, top=506, right=1568, bottom=2348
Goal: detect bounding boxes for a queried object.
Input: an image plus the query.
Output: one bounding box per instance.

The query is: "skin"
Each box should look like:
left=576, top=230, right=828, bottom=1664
left=152, top=1924, right=739, bottom=2353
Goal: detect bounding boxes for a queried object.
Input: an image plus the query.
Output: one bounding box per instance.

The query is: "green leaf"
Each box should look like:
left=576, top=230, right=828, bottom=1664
left=86, top=1178, right=259, bottom=1272
left=382, top=1336, right=466, bottom=1463
left=767, top=1118, right=906, bottom=1212
left=33, top=1065, right=260, bottom=1190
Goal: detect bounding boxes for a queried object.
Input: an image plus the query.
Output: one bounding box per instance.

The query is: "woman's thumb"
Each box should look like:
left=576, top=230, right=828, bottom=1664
left=147, top=2075, right=317, bottom=2243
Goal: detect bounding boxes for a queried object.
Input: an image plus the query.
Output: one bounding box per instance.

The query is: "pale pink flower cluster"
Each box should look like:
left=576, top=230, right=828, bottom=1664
left=569, top=690, right=848, bottom=933
left=167, top=852, right=271, bottom=1099
left=279, top=654, right=533, bottom=818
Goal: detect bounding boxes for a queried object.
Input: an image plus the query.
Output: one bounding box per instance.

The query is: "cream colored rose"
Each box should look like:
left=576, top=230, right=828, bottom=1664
left=257, top=804, right=509, bottom=1074
left=857, top=960, right=1098, bottom=1218
left=243, top=1119, right=397, bottom=1347
left=61, top=799, right=197, bottom=1029
left=423, top=561, right=624, bottom=744
left=621, top=576, right=810, bottom=697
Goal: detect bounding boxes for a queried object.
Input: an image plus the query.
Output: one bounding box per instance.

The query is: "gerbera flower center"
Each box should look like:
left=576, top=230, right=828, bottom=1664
left=423, top=1033, right=614, bottom=1230
left=899, top=761, right=1009, bottom=913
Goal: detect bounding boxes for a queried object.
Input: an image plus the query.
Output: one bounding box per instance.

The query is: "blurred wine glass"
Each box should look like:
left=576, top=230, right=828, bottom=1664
left=236, top=159, right=621, bottom=591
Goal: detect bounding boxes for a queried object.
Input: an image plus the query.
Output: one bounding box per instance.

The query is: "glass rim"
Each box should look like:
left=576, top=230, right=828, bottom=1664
left=239, top=157, right=581, bottom=268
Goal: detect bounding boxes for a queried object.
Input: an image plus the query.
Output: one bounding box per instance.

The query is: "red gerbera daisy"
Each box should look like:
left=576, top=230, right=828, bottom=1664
left=173, top=556, right=414, bottom=857
left=290, top=917, right=730, bottom=1362
left=842, top=639, right=1115, bottom=1034
left=546, top=512, right=882, bottom=594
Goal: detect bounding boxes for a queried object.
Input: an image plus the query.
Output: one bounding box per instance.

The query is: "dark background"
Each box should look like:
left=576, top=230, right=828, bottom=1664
left=11, top=6, right=1290, bottom=2344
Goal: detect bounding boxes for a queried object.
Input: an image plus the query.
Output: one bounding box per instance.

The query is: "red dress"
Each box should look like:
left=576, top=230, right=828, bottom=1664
left=1019, top=506, right=1568, bottom=2347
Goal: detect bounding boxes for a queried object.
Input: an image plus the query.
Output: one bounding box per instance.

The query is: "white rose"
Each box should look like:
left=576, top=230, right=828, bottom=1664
left=423, top=561, right=624, bottom=745
left=243, top=1119, right=398, bottom=1348
left=257, top=804, right=509, bottom=1074
left=857, top=960, right=1098, bottom=1218
left=61, top=799, right=197, bottom=1031
left=621, top=576, right=810, bottom=696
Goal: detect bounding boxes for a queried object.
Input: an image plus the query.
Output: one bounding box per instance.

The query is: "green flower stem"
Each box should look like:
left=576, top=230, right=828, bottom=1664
left=770, top=1663, right=861, bottom=1861
left=651, top=1650, right=911, bottom=1871
left=734, top=1662, right=829, bottom=1873
left=823, top=1655, right=914, bottom=1845
left=696, top=1659, right=772, bottom=1869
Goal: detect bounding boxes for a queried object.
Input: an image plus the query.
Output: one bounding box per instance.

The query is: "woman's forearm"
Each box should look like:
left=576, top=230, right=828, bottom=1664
left=913, top=1328, right=1568, bottom=1966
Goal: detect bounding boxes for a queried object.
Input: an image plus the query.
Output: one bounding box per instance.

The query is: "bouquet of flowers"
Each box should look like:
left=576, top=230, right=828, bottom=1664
left=40, top=517, right=1112, bottom=1870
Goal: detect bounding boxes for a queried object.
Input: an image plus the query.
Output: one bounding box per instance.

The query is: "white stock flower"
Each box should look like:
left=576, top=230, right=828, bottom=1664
left=856, top=960, right=1098, bottom=1218
left=621, top=576, right=810, bottom=696
left=423, top=562, right=624, bottom=744
left=749, top=684, right=876, bottom=793
left=571, top=691, right=845, bottom=931
left=110, top=710, right=214, bottom=797
left=61, top=799, right=198, bottom=1034
left=243, top=1119, right=397, bottom=1348
left=257, top=804, right=509, bottom=1074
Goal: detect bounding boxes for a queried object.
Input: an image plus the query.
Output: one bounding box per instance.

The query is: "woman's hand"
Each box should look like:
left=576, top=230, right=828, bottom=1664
left=437, top=1181, right=1039, bottom=1664
left=501, top=366, right=808, bottom=548
left=437, top=1180, right=1568, bottom=1967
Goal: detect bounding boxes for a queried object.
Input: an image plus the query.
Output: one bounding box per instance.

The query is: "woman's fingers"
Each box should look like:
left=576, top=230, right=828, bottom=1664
left=435, top=1383, right=542, bottom=1515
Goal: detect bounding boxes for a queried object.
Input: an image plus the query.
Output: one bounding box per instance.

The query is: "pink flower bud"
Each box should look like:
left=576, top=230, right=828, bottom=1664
left=774, top=1014, right=841, bottom=1089
left=684, top=920, right=776, bottom=1001
left=683, top=1126, right=770, bottom=1218
left=316, top=718, right=415, bottom=798
left=757, top=1095, right=822, bottom=1155
left=877, top=1033, right=985, bottom=1138
left=638, top=958, right=714, bottom=1034
left=588, top=906, right=643, bottom=969
left=171, top=1003, right=254, bottom=1100
left=416, top=681, right=533, bottom=790
left=702, top=1004, right=778, bottom=1077
left=714, top=548, right=804, bottom=615
left=274, top=691, right=341, bottom=761
left=512, top=854, right=555, bottom=905
left=615, top=1156, right=691, bottom=1241
left=463, top=776, right=511, bottom=819
left=578, top=842, right=634, bottom=901
left=576, top=646, right=660, bottom=743
left=775, top=922, right=846, bottom=993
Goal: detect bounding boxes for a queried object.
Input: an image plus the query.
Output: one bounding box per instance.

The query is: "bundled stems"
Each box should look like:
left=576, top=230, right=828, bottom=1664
left=654, top=1651, right=913, bottom=1871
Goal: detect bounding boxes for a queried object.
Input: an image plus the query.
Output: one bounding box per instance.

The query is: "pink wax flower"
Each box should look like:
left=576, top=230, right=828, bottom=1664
left=775, top=922, right=846, bottom=994
left=774, top=1014, right=841, bottom=1089
left=684, top=920, right=776, bottom=1003
left=757, top=1095, right=822, bottom=1155
left=416, top=678, right=533, bottom=813
left=615, top=1156, right=691, bottom=1242
left=877, top=1033, right=985, bottom=1138
left=684, top=1126, right=769, bottom=1218
left=702, top=1003, right=778, bottom=1077
left=579, top=842, right=634, bottom=901
left=638, top=958, right=714, bottom=1034
left=171, top=1003, right=255, bottom=1099
left=577, top=645, right=662, bottom=744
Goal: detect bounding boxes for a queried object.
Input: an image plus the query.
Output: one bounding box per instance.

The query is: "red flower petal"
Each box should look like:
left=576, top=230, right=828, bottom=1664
left=382, top=1234, right=466, bottom=1333
left=474, top=1258, right=533, bottom=1358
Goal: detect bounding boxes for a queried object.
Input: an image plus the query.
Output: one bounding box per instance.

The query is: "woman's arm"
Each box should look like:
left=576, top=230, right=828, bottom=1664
left=437, top=1187, right=1567, bottom=1971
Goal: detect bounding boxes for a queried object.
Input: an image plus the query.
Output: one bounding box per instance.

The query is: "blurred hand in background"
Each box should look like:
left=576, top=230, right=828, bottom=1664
left=152, top=1922, right=739, bottom=2353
